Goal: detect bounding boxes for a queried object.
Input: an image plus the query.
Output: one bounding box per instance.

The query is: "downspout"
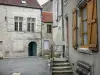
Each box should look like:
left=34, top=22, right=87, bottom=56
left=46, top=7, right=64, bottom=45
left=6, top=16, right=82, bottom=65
left=40, top=8, right=43, bottom=56
left=61, top=0, right=64, bottom=41
left=61, top=0, right=65, bottom=57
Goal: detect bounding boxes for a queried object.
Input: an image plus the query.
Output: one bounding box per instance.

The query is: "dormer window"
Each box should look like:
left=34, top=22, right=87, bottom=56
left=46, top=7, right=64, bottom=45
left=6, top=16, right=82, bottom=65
left=21, top=0, right=26, bottom=4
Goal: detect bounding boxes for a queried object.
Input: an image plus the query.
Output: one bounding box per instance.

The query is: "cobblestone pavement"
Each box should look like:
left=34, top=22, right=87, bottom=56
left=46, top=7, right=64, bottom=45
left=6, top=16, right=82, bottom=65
left=0, top=57, right=51, bottom=75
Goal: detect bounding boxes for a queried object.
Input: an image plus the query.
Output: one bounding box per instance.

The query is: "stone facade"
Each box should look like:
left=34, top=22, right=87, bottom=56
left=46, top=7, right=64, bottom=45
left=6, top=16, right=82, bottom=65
left=52, top=0, right=66, bottom=57
left=42, top=22, right=53, bottom=50
left=42, top=22, right=53, bottom=57
left=42, top=11, right=53, bottom=56
left=52, top=0, right=100, bottom=75
left=0, top=5, right=42, bottom=57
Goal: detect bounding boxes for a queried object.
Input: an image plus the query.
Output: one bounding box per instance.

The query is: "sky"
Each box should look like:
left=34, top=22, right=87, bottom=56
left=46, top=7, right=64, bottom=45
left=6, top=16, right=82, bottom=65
left=37, top=0, right=49, bottom=5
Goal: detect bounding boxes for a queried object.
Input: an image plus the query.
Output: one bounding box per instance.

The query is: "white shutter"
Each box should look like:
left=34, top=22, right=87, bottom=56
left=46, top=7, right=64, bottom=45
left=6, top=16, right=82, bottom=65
left=44, top=40, right=49, bottom=50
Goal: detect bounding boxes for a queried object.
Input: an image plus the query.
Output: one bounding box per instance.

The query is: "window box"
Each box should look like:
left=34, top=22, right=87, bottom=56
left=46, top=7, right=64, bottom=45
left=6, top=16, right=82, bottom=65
left=78, top=48, right=92, bottom=54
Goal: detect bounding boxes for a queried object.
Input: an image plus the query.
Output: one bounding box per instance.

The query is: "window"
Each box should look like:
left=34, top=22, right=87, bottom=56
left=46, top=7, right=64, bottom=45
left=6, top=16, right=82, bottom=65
left=44, top=40, right=49, bottom=50
left=14, top=16, right=23, bottom=31
left=72, top=0, right=98, bottom=51
left=81, top=5, right=88, bottom=46
left=56, top=0, right=62, bottom=21
left=27, top=18, right=35, bottom=32
left=0, top=41, right=3, bottom=51
left=47, top=25, right=52, bottom=33
left=54, top=0, right=59, bottom=21
left=57, top=0, right=62, bottom=21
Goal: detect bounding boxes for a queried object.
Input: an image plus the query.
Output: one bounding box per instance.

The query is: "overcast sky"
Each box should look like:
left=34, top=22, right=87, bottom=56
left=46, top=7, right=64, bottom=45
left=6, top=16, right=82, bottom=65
left=37, top=0, right=49, bottom=5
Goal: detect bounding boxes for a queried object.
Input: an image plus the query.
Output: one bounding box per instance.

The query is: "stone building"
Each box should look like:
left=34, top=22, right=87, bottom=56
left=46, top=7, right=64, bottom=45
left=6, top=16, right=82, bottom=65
left=52, top=0, right=66, bottom=57
left=42, top=0, right=53, bottom=57
left=42, top=0, right=52, bottom=12
left=42, top=11, right=53, bottom=56
left=0, top=0, right=42, bottom=58
left=52, top=0, right=100, bottom=75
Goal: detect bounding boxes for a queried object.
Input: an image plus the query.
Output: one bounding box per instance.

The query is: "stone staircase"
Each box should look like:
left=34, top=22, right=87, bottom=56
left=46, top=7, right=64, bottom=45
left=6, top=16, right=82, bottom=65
left=52, top=58, right=73, bottom=75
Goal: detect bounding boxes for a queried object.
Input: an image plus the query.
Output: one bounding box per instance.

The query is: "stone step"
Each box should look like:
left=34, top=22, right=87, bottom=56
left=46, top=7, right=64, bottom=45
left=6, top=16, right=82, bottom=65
left=52, top=70, right=73, bottom=73
left=53, top=58, right=68, bottom=62
left=52, top=72, right=73, bottom=75
left=52, top=58, right=73, bottom=75
left=52, top=66, right=72, bottom=70
left=53, top=63, right=70, bottom=66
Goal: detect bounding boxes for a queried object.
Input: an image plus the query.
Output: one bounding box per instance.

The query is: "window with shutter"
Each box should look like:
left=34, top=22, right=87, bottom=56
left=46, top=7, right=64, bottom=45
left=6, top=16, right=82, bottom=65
left=80, top=5, right=88, bottom=47
left=72, top=8, right=77, bottom=49
left=79, top=0, right=98, bottom=51
left=87, top=0, right=98, bottom=51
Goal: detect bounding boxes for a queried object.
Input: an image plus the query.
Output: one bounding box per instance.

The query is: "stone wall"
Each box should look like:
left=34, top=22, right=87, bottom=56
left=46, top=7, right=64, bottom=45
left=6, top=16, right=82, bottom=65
left=63, top=0, right=100, bottom=75
left=52, top=0, right=100, bottom=74
left=52, top=0, right=66, bottom=57
left=0, top=5, right=42, bottom=57
left=42, top=23, right=53, bottom=56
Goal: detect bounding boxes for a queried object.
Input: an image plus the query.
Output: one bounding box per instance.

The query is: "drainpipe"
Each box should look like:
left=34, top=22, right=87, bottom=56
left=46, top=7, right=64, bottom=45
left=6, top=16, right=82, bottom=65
left=61, top=0, right=64, bottom=41
left=40, top=8, right=43, bottom=56
left=61, top=0, right=65, bottom=58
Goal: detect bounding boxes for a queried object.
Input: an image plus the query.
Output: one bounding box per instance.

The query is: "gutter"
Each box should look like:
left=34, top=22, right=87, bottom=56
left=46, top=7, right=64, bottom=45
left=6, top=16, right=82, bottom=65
left=0, top=3, right=43, bottom=10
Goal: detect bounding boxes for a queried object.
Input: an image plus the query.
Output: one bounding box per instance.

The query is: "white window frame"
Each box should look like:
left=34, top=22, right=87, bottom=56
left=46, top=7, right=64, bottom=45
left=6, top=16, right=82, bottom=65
left=27, top=17, right=35, bottom=32
left=47, top=24, right=52, bottom=33
left=43, top=40, right=50, bottom=50
left=58, top=0, right=62, bottom=16
left=14, top=16, right=23, bottom=31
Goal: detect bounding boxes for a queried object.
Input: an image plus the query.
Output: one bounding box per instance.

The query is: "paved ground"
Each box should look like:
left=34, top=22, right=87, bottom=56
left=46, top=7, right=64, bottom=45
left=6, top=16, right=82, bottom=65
left=0, top=57, right=51, bottom=75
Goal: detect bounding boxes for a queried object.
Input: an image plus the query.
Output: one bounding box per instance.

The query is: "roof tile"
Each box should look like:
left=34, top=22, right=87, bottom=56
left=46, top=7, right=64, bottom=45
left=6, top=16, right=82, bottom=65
left=0, top=0, right=42, bottom=9
left=42, top=12, right=53, bottom=23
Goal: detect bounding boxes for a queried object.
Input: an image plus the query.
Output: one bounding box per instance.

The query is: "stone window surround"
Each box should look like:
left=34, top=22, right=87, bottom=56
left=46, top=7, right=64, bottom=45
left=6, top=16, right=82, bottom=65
left=75, top=0, right=94, bottom=54
left=55, top=0, right=62, bottom=22
left=14, top=16, right=23, bottom=32
left=43, top=39, right=50, bottom=50
left=47, top=24, right=52, bottom=33
left=14, top=16, right=36, bottom=32
left=27, top=17, right=36, bottom=32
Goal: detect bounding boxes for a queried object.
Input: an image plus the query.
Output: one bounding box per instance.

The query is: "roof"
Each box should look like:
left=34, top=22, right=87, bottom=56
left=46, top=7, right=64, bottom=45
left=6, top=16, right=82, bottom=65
left=42, top=0, right=52, bottom=12
left=0, top=0, right=42, bottom=9
left=42, top=11, right=53, bottom=23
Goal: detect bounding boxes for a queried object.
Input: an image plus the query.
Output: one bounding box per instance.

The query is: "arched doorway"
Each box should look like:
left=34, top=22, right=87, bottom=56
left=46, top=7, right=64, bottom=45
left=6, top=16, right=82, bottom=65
left=28, top=42, right=37, bottom=56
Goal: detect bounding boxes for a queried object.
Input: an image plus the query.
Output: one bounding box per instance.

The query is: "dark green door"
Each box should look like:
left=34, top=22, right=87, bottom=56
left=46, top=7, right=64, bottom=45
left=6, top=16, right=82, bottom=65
left=28, top=42, right=37, bottom=56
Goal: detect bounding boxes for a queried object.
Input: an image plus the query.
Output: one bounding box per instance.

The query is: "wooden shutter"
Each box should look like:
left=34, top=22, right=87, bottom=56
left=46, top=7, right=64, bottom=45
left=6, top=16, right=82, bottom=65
left=87, top=0, right=98, bottom=51
left=72, top=8, right=77, bottom=49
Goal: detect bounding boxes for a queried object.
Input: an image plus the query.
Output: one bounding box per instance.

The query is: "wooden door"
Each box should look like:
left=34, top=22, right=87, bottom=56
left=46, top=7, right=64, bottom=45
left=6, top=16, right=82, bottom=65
left=28, top=42, right=37, bottom=56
